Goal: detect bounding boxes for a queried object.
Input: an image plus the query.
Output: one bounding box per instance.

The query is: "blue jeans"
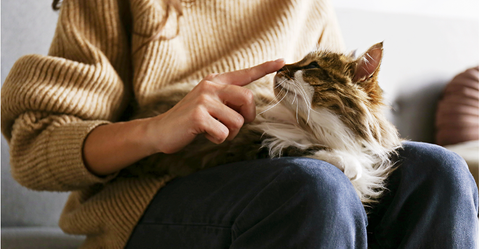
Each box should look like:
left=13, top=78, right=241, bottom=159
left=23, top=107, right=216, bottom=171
left=126, top=142, right=478, bottom=248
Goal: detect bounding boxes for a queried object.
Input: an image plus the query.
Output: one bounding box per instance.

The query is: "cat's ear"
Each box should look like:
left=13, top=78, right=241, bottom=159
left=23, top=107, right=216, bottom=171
left=352, top=42, right=383, bottom=83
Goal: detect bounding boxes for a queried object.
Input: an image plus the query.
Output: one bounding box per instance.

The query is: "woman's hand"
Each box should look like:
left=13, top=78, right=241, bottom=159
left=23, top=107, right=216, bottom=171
left=144, top=59, right=286, bottom=154
left=82, top=59, right=285, bottom=175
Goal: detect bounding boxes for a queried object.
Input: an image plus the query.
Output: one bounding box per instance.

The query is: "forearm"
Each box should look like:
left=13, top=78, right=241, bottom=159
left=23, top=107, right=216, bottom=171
left=83, top=118, right=157, bottom=176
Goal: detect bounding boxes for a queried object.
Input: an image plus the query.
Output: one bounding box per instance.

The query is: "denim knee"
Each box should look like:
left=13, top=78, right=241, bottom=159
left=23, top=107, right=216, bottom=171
left=371, top=142, right=479, bottom=248
left=230, top=158, right=368, bottom=248
left=400, top=141, right=478, bottom=204
left=276, top=158, right=366, bottom=214
left=269, top=158, right=368, bottom=246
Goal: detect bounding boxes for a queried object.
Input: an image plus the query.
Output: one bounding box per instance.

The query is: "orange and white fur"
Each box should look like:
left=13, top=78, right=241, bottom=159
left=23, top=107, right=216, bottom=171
left=129, top=42, right=402, bottom=205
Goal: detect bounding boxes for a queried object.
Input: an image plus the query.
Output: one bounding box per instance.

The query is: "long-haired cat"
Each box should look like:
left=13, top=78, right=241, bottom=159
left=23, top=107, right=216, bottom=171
left=126, top=42, right=402, bottom=204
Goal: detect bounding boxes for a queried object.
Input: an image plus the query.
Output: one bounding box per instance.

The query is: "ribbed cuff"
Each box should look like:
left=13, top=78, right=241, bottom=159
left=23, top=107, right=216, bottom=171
left=45, top=120, right=117, bottom=189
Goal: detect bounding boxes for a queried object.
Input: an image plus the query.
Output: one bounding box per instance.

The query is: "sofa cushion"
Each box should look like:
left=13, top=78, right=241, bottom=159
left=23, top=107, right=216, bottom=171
left=1, top=227, right=85, bottom=249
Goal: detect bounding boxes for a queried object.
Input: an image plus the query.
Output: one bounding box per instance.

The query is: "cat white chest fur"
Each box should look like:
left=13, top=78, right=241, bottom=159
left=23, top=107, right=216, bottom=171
left=253, top=104, right=392, bottom=203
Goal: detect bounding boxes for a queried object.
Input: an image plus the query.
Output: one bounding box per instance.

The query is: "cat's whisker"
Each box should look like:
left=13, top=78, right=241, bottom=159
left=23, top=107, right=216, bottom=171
left=264, top=92, right=281, bottom=106
left=296, top=100, right=300, bottom=124
left=280, top=81, right=309, bottom=124
left=291, top=90, right=297, bottom=105
left=273, top=79, right=285, bottom=90
left=292, top=79, right=310, bottom=108
left=259, top=79, right=289, bottom=108
left=275, top=87, right=287, bottom=101
left=289, top=86, right=303, bottom=118
left=257, top=88, right=288, bottom=116
left=275, top=82, right=303, bottom=124
left=308, top=105, right=312, bottom=118
left=308, top=107, right=322, bottom=116
left=289, top=80, right=312, bottom=124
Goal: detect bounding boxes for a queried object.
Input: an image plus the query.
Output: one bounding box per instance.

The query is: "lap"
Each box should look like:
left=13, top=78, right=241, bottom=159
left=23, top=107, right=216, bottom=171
left=139, top=157, right=355, bottom=222
left=126, top=157, right=366, bottom=248
left=126, top=141, right=478, bottom=248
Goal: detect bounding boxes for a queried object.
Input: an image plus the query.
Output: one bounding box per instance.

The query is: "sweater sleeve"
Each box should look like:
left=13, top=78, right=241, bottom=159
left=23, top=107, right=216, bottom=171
left=1, top=0, right=133, bottom=191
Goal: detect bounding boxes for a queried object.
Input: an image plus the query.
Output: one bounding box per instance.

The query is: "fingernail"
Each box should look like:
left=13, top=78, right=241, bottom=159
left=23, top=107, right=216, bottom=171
left=274, top=58, right=285, bottom=63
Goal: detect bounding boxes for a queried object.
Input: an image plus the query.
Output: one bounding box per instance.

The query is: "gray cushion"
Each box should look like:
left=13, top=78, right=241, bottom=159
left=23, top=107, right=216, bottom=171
left=2, top=138, right=71, bottom=227
left=1, top=227, right=85, bottom=249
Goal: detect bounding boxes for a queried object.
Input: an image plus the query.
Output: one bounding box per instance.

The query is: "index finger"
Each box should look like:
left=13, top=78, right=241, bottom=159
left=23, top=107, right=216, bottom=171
left=212, top=58, right=285, bottom=86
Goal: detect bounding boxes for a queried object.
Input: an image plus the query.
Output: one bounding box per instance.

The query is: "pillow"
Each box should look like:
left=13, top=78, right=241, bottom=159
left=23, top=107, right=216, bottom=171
left=435, top=66, right=479, bottom=146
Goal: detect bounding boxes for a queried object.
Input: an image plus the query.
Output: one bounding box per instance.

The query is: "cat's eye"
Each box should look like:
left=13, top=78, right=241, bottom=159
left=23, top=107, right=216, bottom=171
left=305, top=61, right=320, bottom=69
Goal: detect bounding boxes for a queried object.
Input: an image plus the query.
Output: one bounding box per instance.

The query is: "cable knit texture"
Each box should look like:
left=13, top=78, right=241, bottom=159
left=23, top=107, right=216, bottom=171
left=1, top=0, right=344, bottom=247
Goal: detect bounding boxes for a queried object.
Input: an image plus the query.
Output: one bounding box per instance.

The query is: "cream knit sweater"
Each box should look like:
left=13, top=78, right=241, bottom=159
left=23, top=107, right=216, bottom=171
left=1, top=0, right=344, bottom=247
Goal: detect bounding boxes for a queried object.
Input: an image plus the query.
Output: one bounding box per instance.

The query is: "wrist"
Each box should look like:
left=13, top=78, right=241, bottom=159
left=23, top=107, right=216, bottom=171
left=83, top=117, right=162, bottom=176
left=139, top=114, right=166, bottom=155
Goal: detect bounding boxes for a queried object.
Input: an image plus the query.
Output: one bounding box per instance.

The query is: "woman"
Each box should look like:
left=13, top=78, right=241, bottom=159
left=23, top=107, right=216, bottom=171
left=1, top=0, right=477, bottom=248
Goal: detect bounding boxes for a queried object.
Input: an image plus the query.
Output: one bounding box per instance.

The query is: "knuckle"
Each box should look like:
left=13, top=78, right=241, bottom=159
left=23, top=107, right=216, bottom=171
left=197, top=80, right=214, bottom=92
left=219, top=129, right=229, bottom=141
left=204, top=73, right=218, bottom=81
left=243, top=88, right=254, bottom=103
left=213, top=128, right=228, bottom=144
left=239, top=88, right=254, bottom=106
left=197, top=80, right=221, bottom=96
left=196, top=81, right=208, bottom=91
left=195, top=94, right=210, bottom=106
left=190, top=108, right=206, bottom=126
left=245, top=68, right=254, bottom=82
left=232, top=113, right=244, bottom=129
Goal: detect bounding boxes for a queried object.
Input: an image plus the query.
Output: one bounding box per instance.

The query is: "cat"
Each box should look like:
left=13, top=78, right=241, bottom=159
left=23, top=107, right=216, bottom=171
left=125, top=42, right=402, bottom=205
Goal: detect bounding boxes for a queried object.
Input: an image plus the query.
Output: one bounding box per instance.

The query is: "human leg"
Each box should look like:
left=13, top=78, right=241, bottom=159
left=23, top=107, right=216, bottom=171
left=125, top=157, right=368, bottom=248
left=368, top=141, right=478, bottom=248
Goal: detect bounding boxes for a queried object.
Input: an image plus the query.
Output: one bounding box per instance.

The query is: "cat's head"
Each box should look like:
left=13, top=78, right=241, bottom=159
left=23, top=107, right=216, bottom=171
left=274, top=42, right=390, bottom=141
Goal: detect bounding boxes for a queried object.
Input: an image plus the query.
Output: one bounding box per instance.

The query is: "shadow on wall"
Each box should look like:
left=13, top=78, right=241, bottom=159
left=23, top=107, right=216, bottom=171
left=390, top=79, right=448, bottom=143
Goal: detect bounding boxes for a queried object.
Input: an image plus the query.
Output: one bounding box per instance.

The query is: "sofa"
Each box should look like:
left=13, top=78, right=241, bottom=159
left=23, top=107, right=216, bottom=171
left=2, top=2, right=478, bottom=248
